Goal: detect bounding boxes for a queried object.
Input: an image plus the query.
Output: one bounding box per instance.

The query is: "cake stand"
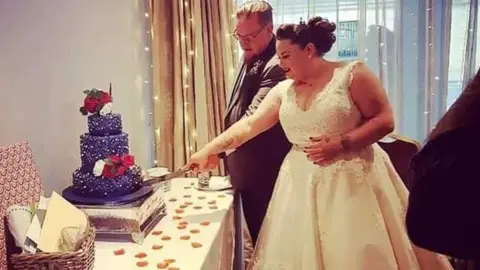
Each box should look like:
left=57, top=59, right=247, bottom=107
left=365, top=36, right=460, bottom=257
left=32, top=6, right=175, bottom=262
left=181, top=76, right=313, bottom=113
left=62, top=184, right=166, bottom=244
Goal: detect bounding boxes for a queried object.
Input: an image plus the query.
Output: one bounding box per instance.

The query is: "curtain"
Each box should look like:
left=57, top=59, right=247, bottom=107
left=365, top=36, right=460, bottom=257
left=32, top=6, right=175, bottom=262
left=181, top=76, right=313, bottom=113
left=234, top=0, right=479, bottom=142
left=150, top=0, right=237, bottom=173
left=460, top=0, right=478, bottom=87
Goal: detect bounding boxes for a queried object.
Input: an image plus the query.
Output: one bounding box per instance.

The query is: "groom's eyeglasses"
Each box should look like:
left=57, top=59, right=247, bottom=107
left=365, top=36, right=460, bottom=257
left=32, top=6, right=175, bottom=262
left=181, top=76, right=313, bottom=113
left=233, top=25, right=267, bottom=43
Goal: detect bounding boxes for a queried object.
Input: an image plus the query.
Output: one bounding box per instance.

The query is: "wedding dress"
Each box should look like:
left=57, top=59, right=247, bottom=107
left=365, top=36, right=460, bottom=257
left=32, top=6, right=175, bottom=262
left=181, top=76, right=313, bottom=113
left=248, top=61, right=453, bottom=270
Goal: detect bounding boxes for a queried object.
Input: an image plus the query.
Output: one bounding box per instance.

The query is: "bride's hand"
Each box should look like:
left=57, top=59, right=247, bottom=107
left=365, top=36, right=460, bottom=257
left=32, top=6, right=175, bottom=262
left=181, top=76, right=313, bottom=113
left=304, top=135, right=343, bottom=165
left=182, top=151, right=220, bottom=173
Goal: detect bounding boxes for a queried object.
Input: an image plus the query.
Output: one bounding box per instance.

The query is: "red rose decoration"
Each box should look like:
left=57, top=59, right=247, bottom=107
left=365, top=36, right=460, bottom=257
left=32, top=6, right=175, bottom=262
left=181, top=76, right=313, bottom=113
left=102, top=164, right=116, bottom=178
left=99, top=92, right=112, bottom=104
left=121, top=155, right=135, bottom=167
left=117, top=166, right=126, bottom=176
left=84, top=97, right=99, bottom=113
left=80, top=88, right=113, bottom=116
left=109, top=155, right=121, bottom=164
left=101, top=154, right=135, bottom=179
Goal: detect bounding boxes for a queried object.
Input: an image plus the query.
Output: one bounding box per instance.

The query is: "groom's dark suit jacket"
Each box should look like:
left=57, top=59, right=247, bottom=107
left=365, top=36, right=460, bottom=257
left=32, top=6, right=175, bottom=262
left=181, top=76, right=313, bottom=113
left=223, top=38, right=291, bottom=243
left=224, top=38, right=290, bottom=191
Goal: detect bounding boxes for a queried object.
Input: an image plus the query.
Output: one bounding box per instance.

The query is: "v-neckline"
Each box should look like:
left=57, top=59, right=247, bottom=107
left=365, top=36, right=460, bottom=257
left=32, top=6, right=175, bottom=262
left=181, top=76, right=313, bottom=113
left=291, top=67, right=341, bottom=112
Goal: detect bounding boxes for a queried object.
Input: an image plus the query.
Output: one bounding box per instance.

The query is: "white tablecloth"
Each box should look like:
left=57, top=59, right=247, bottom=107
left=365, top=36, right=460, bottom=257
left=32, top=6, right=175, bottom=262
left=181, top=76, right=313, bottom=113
left=94, top=177, right=234, bottom=270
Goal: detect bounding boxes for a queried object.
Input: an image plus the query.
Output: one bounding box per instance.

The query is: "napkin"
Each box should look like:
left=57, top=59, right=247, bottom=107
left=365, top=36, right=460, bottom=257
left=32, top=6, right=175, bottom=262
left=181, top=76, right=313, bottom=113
left=6, top=205, right=34, bottom=248
left=23, top=216, right=41, bottom=254
left=23, top=195, right=51, bottom=254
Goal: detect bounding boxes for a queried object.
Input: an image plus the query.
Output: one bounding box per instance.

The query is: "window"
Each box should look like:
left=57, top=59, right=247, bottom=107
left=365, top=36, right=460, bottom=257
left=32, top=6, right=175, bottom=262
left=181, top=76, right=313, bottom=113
left=337, top=21, right=358, bottom=60
left=234, top=0, right=478, bottom=139
left=448, top=1, right=470, bottom=108
left=235, top=0, right=470, bottom=106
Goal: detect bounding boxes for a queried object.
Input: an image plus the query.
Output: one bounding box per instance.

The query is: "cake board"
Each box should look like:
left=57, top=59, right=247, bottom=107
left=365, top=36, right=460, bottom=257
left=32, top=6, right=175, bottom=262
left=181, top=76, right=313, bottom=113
left=62, top=184, right=166, bottom=244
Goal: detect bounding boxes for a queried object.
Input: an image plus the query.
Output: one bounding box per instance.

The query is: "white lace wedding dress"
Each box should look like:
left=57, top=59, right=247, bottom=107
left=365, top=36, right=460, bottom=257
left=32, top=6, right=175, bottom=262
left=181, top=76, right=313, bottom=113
left=248, top=61, right=453, bottom=270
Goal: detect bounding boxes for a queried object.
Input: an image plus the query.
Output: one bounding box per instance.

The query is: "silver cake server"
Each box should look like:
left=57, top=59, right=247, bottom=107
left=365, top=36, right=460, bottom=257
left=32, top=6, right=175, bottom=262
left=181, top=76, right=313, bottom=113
left=142, top=167, right=191, bottom=186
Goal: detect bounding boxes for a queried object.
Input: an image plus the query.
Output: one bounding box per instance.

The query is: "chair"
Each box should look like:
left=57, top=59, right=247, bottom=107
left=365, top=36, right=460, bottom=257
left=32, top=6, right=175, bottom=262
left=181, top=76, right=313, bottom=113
left=0, top=142, right=43, bottom=269
left=377, top=134, right=421, bottom=190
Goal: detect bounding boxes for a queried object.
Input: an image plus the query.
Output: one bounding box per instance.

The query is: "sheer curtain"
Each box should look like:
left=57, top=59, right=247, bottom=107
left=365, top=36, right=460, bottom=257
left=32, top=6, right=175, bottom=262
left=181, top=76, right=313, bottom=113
left=235, top=0, right=479, bottom=141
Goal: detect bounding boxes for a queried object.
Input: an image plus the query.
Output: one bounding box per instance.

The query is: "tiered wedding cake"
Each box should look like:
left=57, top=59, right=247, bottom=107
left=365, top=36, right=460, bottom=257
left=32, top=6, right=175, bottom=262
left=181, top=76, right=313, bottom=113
left=71, top=88, right=143, bottom=198
left=63, top=89, right=166, bottom=243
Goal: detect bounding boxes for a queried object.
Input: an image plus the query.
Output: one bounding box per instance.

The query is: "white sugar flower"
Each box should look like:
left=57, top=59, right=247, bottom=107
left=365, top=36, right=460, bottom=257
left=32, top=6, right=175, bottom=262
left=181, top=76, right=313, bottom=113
left=99, top=102, right=113, bottom=116
left=93, top=160, right=106, bottom=176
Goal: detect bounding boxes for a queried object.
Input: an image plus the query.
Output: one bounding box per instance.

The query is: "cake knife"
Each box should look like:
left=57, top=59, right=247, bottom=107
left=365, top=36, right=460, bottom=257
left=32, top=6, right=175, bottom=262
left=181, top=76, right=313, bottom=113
left=142, top=167, right=191, bottom=186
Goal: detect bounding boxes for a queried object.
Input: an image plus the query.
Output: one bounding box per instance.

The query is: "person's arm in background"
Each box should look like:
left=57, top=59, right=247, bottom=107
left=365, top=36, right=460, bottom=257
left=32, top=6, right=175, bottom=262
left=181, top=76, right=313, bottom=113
left=406, top=68, right=480, bottom=260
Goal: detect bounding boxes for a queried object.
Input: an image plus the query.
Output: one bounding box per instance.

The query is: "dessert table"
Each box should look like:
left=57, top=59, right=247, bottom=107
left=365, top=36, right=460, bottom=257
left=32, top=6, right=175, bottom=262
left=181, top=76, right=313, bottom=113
left=94, top=177, right=234, bottom=270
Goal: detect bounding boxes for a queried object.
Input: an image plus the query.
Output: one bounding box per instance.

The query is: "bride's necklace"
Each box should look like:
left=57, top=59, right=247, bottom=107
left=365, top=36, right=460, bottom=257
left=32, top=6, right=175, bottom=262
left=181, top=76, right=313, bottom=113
left=298, top=80, right=315, bottom=88
left=299, top=64, right=330, bottom=88
left=298, top=74, right=318, bottom=88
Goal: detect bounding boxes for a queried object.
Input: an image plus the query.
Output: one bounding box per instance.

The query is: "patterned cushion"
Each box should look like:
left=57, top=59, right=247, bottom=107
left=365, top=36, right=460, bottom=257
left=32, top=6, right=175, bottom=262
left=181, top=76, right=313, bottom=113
left=0, top=142, right=43, bottom=269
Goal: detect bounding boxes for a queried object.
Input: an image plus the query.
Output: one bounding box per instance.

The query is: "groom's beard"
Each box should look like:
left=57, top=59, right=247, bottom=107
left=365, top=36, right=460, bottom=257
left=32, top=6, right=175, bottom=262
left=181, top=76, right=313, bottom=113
left=243, top=50, right=256, bottom=64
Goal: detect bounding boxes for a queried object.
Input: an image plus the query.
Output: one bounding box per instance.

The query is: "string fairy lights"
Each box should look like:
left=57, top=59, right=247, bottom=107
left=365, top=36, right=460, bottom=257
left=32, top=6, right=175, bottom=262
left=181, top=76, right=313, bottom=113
left=145, top=0, right=237, bottom=173
left=424, top=0, right=435, bottom=135
left=146, top=0, right=199, bottom=168
left=180, top=0, right=198, bottom=157
left=144, top=0, right=156, bottom=166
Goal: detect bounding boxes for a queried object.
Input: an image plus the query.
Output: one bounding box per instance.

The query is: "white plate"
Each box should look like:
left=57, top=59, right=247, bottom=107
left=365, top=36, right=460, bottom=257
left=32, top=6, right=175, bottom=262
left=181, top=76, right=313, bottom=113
left=196, top=176, right=232, bottom=191
left=145, top=167, right=169, bottom=178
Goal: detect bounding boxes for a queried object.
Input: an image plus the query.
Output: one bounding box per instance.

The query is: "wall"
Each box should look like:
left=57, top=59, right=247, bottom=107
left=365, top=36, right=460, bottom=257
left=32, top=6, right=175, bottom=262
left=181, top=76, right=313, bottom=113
left=0, top=0, right=155, bottom=194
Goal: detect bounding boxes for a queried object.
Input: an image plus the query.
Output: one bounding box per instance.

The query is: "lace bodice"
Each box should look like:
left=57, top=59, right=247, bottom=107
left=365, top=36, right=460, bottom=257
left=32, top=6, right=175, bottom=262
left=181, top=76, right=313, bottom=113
left=278, top=61, right=362, bottom=146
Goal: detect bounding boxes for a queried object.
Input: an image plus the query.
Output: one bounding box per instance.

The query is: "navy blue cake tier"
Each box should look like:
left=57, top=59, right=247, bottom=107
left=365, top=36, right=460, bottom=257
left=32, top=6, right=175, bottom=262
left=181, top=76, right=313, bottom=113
left=88, top=113, right=122, bottom=136
left=72, top=165, right=143, bottom=197
left=80, top=132, right=129, bottom=173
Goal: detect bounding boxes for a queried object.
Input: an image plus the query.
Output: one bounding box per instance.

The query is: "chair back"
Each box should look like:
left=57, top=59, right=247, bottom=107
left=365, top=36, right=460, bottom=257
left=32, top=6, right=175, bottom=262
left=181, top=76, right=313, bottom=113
left=378, top=134, right=421, bottom=190
left=0, top=142, right=43, bottom=269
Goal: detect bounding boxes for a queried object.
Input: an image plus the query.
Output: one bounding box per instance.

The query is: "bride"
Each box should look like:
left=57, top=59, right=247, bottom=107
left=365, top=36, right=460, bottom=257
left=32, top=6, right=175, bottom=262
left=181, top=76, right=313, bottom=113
left=184, top=17, right=452, bottom=269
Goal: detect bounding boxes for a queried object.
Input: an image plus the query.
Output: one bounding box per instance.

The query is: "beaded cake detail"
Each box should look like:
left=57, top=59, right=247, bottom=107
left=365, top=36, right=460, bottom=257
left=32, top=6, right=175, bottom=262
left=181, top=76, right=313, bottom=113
left=72, top=86, right=143, bottom=198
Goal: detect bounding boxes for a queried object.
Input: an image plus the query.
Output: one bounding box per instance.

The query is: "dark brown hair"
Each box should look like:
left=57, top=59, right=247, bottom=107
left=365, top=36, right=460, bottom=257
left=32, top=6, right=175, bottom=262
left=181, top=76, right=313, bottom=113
left=428, top=69, right=480, bottom=140
left=236, top=1, right=273, bottom=26
left=276, top=16, right=336, bottom=56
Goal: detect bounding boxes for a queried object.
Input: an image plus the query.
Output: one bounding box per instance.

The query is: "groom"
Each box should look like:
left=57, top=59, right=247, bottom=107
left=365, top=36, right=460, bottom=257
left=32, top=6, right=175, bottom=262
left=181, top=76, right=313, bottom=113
left=222, top=0, right=291, bottom=264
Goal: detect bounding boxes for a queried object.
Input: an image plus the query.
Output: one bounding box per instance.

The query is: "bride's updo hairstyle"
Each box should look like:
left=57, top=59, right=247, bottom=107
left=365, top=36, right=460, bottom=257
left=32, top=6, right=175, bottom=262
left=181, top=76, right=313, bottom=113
left=276, top=16, right=336, bottom=56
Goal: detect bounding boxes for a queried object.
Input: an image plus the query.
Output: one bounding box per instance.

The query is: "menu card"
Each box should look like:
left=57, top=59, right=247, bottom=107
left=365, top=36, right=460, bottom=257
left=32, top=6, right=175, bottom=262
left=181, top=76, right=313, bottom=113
left=37, top=192, right=88, bottom=252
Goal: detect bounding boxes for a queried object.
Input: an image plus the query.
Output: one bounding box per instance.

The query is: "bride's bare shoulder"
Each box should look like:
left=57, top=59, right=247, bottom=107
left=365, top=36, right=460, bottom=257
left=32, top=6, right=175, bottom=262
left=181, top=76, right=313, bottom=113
left=340, top=60, right=365, bottom=69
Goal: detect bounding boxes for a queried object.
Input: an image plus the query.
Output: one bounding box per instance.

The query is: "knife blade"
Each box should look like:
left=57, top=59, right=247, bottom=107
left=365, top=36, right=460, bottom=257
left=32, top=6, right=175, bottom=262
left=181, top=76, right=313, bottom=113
left=143, top=167, right=190, bottom=186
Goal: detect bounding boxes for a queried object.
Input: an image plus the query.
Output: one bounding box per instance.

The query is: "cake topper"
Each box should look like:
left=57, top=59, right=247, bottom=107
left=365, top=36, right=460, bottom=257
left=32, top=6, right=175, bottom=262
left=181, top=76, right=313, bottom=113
left=79, top=88, right=113, bottom=116
left=109, top=82, right=112, bottom=97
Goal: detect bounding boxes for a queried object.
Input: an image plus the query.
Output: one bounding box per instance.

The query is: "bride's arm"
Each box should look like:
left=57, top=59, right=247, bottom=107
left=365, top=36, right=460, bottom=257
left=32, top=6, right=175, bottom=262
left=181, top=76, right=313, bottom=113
left=198, top=83, right=284, bottom=156
left=342, top=63, right=394, bottom=150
